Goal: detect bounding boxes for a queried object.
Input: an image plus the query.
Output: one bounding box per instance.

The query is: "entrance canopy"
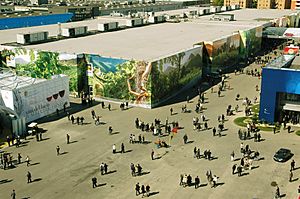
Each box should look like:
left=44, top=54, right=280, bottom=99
left=283, top=103, right=300, bottom=112
left=263, top=27, right=300, bottom=39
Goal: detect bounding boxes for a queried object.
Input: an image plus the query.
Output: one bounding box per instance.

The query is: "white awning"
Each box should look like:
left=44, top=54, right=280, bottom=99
left=283, top=103, right=300, bottom=112
left=28, top=122, right=38, bottom=128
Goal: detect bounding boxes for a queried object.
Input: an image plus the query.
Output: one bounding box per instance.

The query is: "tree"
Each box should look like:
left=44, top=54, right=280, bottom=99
left=212, top=0, right=224, bottom=6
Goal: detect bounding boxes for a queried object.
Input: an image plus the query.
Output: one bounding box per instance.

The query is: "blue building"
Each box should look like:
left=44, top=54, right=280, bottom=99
left=259, top=54, right=300, bottom=124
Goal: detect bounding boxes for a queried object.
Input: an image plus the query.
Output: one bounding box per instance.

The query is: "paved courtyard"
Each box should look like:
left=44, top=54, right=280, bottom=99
left=1, top=58, right=300, bottom=199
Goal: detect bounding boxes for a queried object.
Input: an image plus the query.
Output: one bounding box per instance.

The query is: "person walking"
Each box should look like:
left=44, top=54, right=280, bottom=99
left=66, top=134, right=70, bottom=144
left=11, top=190, right=16, bottom=199
left=56, top=146, right=60, bottom=156
left=108, top=103, right=111, bottom=111
left=183, top=134, right=188, bottom=144
left=92, top=177, right=97, bottom=188
left=27, top=171, right=32, bottom=183
left=26, top=155, right=30, bottom=167
left=170, top=108, right=173, bottom=116
left=135, top=182, right=140, bottom=196
left=291, top=159, right=296, bottom=171
left=276, top=185, right=280, bottom=198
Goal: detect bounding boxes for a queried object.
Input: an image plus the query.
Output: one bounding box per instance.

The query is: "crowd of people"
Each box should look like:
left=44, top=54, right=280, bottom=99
left=2, top=47, right=300, bottom=199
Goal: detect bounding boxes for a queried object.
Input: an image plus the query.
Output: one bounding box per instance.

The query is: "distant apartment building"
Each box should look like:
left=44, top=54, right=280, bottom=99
left=257, top=0, right=291, bottom=9
left=223, top=0, right=252, bottom=8
left=291, top=0, right=300, bottom=9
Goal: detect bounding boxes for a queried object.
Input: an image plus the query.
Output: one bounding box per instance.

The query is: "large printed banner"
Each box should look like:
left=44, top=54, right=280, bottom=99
left=239, top=26, right=262, bottom=59
left=0, top=75, right=69, bottom=123
left=13, top=75, right=70, bottom=122
left=1, top=48, right=80, bottom=95
left=150, top=46, right=203, bottom=105
left=204, top=33, right=240, bottom=71
left=85, top=54, right=152, bottom=106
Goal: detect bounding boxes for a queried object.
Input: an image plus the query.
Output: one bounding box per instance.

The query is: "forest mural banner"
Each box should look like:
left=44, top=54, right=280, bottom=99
left=150, top=46, right=203, bottom=106
left=0, top=47, right=80, bottom=94
left=85, top=54, right=152, bottom=107
left=204, top=33, right=240, bottom=71
left=239, top=26, right=262, bottom=60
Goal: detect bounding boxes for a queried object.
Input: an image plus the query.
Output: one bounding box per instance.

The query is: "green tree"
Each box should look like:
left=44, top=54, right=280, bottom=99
left=212, top=0, right=224, bottom=6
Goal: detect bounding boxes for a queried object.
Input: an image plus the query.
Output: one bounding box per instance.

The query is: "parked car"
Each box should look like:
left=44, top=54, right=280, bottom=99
left=273, top=148, right=293, bottom=162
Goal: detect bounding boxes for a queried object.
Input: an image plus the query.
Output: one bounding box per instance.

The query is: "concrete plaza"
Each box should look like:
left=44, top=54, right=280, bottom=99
left=0, top=59, right=300, bottom=199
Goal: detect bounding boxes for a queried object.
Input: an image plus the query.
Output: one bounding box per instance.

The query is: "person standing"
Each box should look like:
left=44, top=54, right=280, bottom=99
left=231, top=150, right=235, bottom=161
left=66, top=134, right=70, bottom=144
left=35, top=132, right=39, bottom=142
left=67, top=112, right=70, bottom=120
left=108, top=126, right=113, bottom=134
left=104, top=163, right=108, bottom=174
left=108, top=104, right=111, bottom=111
left=170, top=108, right=173, bottom=116
left=18, top=153, right=22, bottom=164
left=289, top=171, right=293, bottom=182
left=39, top=132, right=42, bottom=141
left=121, top=143, right=125, bottom=153
left=141, top=185, right=146, bottom=197
left=27, top=171, right=32, bottom=183
left=11, top=190, right=16, bottom=199
left=257, top=133, right=261, bottom=142
left=146, top=185, right=150, bottom=197
left=100, top=163, right=104, bottom=175
left=56, top=146, right=60, bottom=156
left=71, top=115, right=75, bottom=124
left=287, top=126, right=291, bottom=133
left=212, top=127, right=216, bottom=136
left=151, top=149, right=155, bottom=160
left=232, top=164, right=237, bottom=175
left=195, top=176, right=200, bottom=189
left=112, top=144, right=116, bottom=154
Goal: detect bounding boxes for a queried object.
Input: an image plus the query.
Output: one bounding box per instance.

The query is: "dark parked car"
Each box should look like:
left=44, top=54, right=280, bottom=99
left=273, top=148, right=293, bottom=162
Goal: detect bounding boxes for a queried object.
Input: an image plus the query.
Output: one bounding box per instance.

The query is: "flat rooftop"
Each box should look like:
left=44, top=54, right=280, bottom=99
left=0, top=71, right=46, bottom=90
left=0, top=8, right=296, bottom=61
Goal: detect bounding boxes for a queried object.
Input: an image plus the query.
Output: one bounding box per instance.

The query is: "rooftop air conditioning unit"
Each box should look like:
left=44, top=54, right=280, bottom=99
left=61, top=26, right=88, bottom=37
left=98, top=22, right=119, bottom=31
left=17, top=31, right=49, bottom=44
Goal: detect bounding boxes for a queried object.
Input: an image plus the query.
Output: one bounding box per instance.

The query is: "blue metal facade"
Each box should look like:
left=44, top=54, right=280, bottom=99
left=259, top=67, right=300, bottom=123
left=0, top=13, right=73, bottom=30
